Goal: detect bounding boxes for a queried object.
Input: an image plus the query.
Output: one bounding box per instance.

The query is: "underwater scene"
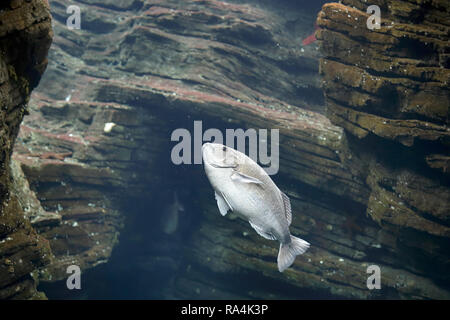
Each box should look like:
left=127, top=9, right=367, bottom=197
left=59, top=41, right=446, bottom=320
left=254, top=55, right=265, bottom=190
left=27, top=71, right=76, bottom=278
left=0, top=0, right=449, bottom=300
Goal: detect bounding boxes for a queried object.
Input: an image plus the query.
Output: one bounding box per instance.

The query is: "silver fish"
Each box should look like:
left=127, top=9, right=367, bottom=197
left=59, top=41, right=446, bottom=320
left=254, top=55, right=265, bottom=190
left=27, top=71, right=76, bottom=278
left=161, top=191, right=184, bottom=235
left=202, top=143, right=310, bottom=272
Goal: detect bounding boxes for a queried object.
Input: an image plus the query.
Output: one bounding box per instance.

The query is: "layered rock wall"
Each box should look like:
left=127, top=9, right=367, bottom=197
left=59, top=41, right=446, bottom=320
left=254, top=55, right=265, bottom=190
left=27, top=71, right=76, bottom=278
left=0, top=0, right=53, bottom=299
left=6, top=0, right=450, bottom=299
left=316, top=0, right=449, bottom=292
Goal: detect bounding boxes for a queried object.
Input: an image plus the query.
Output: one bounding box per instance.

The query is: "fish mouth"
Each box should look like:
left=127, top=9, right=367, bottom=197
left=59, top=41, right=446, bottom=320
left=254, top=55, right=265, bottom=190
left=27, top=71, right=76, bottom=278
left=201, top=143, right=212, bottom=165
left=201, top=143, right=211, bottom=153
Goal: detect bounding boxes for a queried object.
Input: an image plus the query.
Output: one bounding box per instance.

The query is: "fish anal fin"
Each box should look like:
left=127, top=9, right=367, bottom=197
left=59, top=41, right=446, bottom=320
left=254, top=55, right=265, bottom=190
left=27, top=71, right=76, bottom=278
left=280, top=191, right=292, bottom=226
left=249, top=220, right=276, bottom=240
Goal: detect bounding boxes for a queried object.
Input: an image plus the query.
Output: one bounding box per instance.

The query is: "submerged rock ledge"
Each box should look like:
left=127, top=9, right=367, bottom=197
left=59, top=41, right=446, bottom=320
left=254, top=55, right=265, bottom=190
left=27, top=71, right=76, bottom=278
left=1, top=0, right=448, bottom=299
left=317, top=0, right=449, bottom=296
left=0, top=0, right=53, bottom=299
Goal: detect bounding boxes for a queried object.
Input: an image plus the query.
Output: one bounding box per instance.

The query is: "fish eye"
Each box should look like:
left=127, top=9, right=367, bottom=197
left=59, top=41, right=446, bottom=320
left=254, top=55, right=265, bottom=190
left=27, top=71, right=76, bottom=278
left=222, top=146, right=226, bottom=152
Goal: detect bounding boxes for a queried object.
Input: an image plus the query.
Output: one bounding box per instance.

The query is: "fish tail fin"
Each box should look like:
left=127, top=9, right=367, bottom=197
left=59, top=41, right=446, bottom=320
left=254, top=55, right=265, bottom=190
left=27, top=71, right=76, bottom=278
left=277, top=235, right=310, bottom=272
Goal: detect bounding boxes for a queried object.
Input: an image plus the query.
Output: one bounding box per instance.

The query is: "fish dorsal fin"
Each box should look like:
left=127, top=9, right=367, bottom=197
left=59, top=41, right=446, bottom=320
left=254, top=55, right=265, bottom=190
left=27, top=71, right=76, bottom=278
left=215, top=191, right=233, bottom=216
left=280, top=191, right=292, bottom=225
left=231, top=171, right=263, bottom=185
left=249, top=220, right=277, bottom=240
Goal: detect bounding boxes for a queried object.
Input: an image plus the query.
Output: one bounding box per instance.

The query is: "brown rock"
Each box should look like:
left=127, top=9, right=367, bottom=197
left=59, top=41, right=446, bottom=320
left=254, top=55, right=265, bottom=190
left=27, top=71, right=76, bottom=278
left=0, top=0, right=53, bottom=299
left=8, top=0, right=448, bottom=300
left=316, top=0, right=450, bottom=297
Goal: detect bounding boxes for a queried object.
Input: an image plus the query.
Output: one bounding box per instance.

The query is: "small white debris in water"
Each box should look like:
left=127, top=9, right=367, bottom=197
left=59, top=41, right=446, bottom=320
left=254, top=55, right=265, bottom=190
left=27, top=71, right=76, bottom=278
left=242, top=231, right=249, bottom=237
left=339, top=258, right=344, bottom=262
left=104, top=122, right=116, bottom=133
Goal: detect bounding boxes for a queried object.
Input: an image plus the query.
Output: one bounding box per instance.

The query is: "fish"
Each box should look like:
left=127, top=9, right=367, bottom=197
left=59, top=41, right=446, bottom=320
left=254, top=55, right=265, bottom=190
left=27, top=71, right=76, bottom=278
left=161, top=191, right=184, bottom=235
left=301, top=24, right=319, bottom=46
left=202, top=143, right=310, bottom=272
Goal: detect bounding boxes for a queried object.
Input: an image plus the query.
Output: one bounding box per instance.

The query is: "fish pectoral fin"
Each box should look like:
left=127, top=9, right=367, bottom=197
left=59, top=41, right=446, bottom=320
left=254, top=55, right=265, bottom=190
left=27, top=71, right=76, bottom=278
left=280, top=191, right=292, bottom=226
left=231, top=171, right=263, bottom=185
left=215, top=191, right=233, bottom=216
left=249, top=220, right=277, bottom=240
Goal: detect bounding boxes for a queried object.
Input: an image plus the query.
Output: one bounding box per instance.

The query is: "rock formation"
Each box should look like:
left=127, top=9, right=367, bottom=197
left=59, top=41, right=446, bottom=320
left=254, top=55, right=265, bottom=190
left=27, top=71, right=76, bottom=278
left=0, top=0, right=53, bottom=299
left=316, top=0, right=449, bottom=296
left=3, top=0, right=449, bottom=299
